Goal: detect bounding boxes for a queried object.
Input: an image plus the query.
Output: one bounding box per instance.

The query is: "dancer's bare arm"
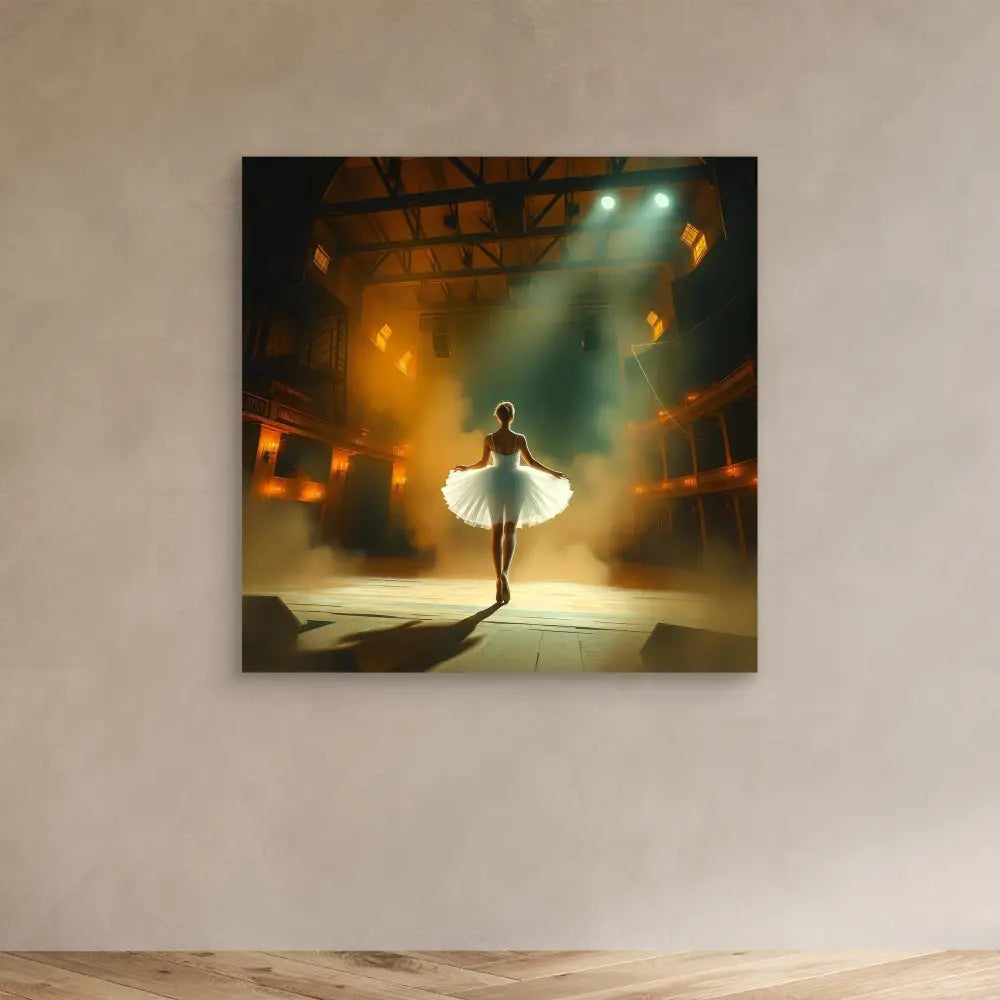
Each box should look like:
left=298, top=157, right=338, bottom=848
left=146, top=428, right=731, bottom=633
left=453, top=435, right=492, bottom=472
left=518, top=435, right=568, bottom=478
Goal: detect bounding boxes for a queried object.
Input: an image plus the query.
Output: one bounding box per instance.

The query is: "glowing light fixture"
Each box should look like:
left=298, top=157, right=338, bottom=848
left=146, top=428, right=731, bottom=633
left=654, top=192, right=670, bottom=208
left=599, top=194, right=617, bottom=210
left=258, top=431, right=281, bottom=464
left=680, top=222, right=700, bottom=246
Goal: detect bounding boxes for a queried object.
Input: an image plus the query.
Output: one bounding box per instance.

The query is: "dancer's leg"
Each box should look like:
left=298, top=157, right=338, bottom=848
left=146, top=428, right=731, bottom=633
left=501, top=520, right=517, bottom=602
left=490, top=524, right=503, bottom=602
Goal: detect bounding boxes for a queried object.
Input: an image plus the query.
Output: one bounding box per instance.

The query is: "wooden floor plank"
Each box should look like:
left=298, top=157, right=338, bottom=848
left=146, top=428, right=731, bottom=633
left=5, top=952, right=998, bottom=1000
left=717, top=951, right=1000, bottom=1000
left=0, top=954, right=164, bottom=1000
left=406, top=955, right=542, bottom=973
left=155, top=951, right=459, bottom=1000
left=269, top=952, right=516, bottom=993
left=18, top=952, right=323, bottom=1000
left=451, top=952, right=784, bottom=1000
left=535, top=631, right=584, bottom=672
left=406, top=955, right=544, bottom=973
left=455, top=952, right=679, bottom=982
left=456, top=952, right=934, bottom=1000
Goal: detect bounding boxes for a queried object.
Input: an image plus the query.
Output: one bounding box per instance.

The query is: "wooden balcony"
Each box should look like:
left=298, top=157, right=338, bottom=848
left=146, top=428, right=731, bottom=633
left=242, top=391, right=406, bottom=462
left=629, top=358, right=756, bottom=432
left=634, top=458, right=757, bottom=499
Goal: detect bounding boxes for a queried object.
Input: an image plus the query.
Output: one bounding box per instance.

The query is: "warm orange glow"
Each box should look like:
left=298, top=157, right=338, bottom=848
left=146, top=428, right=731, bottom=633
left=751, top=475, right=758, bottom=485
left=392, top=463, right=407, bottom=489
left=257, top=430, right=281, bottom=461
left=299, top=482, right=326, bottom=502
left=652, top=318, right=665, bottom=340
left=395, top=350, right=415, bottom=376
left=692, top=232, right=708, bottom=264
left=684, top=476, right=697, bottom=487
left=646, top=310, right=659, bottom=327
left=330, top=452, right=351, bottom=476
left=680, top=222, right=700, bottom=247
left=313, top=244, right=330, bottom=273
left=686, top=392, right=698, bottom=402
left=634, top=485, right=645, bottom=495
left=726, top=465, right=739, bottom=477
left=372, top=324, right=392, bottom=351
left=264, top=479, right=286, bottom=497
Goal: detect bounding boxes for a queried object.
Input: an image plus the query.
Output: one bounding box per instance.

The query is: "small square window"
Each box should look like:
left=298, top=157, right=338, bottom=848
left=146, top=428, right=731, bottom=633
left=680, top=222, right=700, bottom=247
left=372, top=324, right=392, bottom=352
left=395, top=350, right=415, bottom=376
left=692, top=233, right=708, bottom=264
left=313, top=245, right=330, bottom=273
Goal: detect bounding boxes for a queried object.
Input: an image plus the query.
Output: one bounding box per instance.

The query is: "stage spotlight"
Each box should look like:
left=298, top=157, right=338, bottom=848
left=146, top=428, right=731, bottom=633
left=654, top=192, right=670, bottom=208
left=599, top=194, right=616, bottom=211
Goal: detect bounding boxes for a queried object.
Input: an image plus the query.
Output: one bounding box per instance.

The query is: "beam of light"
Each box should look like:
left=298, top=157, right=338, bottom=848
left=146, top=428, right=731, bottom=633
left=654, top=192, right=670, bottom=209
left=599, top=194, right=617, bottom=210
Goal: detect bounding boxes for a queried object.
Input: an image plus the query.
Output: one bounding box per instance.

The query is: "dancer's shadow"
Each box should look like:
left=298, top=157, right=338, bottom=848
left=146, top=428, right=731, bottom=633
left=291, top=603, right=502, bottom=672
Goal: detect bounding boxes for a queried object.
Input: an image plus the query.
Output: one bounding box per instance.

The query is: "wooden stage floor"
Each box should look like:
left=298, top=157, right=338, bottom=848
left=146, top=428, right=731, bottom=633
left=4, top=950, right=999, bottom=999
left=248, top=575, right=757, bottom=672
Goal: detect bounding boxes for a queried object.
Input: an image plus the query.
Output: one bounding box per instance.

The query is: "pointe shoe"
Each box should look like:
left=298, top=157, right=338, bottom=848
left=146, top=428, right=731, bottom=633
left=500, top=574, right=511, bottom=604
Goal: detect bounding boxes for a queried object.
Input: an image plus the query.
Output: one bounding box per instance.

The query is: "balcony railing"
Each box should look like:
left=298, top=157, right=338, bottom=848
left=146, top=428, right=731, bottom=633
left=634, top=459, right=757, bottom=499
left=242, top=391, right=406, bottom=461
left=629, top=359, right=756, bottom=433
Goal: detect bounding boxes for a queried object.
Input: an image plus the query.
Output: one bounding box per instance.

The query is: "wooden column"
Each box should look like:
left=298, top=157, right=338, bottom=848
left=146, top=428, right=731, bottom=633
left=718, top=410, right=733, bottom=465
left=718, top=410, right=746, bottom=557
left=687, top=425, right=708, bottom=552
left=731, top=491, right=747, bottom=558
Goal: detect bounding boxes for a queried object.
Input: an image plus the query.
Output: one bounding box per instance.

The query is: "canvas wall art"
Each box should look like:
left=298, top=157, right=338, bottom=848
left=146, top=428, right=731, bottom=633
left=242, top=157, right=757, bottom=671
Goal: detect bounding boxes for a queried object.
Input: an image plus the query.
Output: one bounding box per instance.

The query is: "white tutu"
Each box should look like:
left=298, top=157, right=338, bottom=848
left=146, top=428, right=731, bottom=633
left=442, top=450, right=572, bottom=529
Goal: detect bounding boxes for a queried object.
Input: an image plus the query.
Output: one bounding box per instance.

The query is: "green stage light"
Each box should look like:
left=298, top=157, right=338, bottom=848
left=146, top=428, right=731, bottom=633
left=599, top=194, right=616, bottom=210
left=654, top=192, right=670, bottom=208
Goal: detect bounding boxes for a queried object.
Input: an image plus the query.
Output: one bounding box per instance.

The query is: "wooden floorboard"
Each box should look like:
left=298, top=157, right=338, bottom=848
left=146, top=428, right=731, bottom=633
left=3, top=951, right=998, bottom=1000
left=155, top=951, right=456, bottom=1000
left=267, top=952, right=516, bottom=993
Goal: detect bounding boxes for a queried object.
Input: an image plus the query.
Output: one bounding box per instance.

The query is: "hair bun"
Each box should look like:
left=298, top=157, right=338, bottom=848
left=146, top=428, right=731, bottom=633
left=494, top=401, right=515, bottom=422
